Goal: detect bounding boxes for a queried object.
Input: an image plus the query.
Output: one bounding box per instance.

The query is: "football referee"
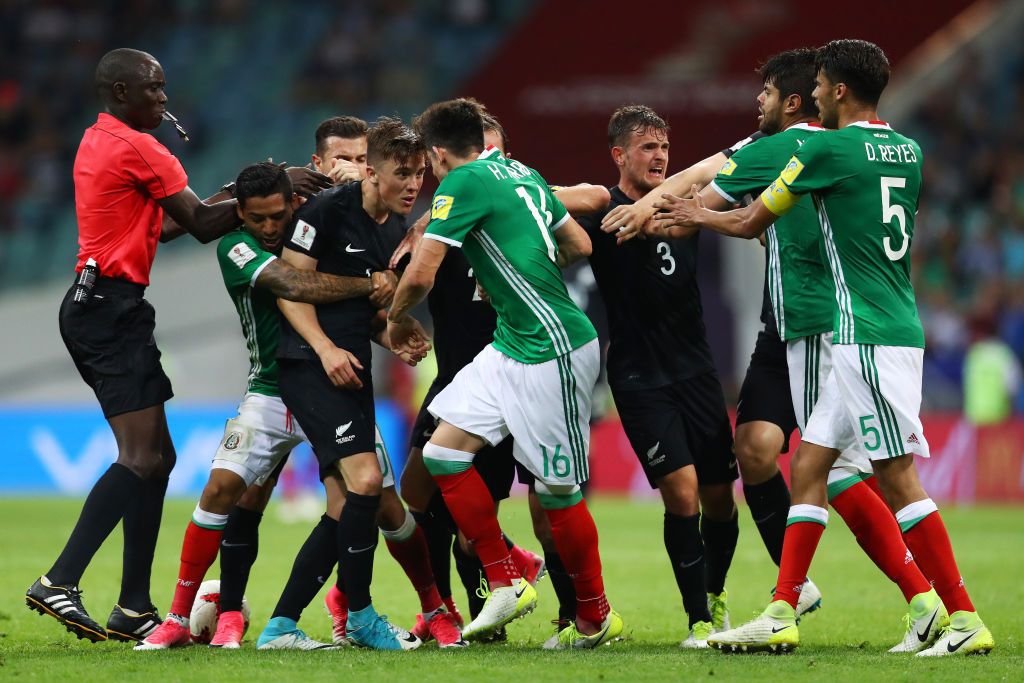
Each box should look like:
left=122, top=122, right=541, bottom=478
left=24, top=48, right=328, bottom=643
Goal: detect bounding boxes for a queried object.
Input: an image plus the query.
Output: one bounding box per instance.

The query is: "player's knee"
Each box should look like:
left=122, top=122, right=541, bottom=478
left=118, top=450, right=166, bottom=480
left=346, top=468, right=383, bottom=496
left=656, top=467, right=700, bottom=516
left=734, top=425, right=782, bottom=482
left=698, top=482, right=737, bottom=521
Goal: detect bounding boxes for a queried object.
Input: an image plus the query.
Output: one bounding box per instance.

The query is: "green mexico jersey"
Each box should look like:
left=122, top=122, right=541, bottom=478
left=711, top=122, right=833, bottom=340
left=424, top=148, right=597, bottom=364
left=764, top=121, right=925, bottom=347
left=216, top=229, right=281, bottom=396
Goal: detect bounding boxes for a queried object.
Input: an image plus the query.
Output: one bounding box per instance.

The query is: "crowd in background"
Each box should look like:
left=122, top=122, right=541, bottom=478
left=3, top=0, right=1023, bottom=418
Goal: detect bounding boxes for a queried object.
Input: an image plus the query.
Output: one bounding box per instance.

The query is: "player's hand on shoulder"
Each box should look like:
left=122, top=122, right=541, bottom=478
left=319, top=345, right=364, bottom=389
left=369, top=270, right=398, bottom=309
left=326, top=158, right=361, bottom=186
left=284, top=165, right=332, bottom=197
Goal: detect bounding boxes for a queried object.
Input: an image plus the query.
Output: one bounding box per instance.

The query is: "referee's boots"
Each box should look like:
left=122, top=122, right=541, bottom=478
left=25, top=577, right=107, bottom=642
left=106, top=603, right=162, bottom=642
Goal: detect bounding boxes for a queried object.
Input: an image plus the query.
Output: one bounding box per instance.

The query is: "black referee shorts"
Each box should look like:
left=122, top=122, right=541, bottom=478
left=278, top=358, right=376, bottom=481
left=409, top=374, right=530, bottom=501
left=735, top=325, right=798, bottom=451
left=614, top=372, right=737, bottom=489
left=59, top=277, right=173, bottom=419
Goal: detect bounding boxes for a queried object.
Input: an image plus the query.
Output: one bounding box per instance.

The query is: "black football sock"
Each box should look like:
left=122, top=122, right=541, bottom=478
left=337, top=492, right=380, bottom=612
left=218, top=506, right=262, bottom=613
left=117, top=474, right=168, bottom=612
left=743, top=471, right=791, bottom=566
left=452, top=541, right=486, bottom=618
left=701, top=510, right=739, bottom=595
left=272, top=514, right=338, bottom=621
left=664, top=511, right=712, bottom=628
left=412, top=494, right=454, bottom=600
left=544, top=550, right=577, bottom=621
left=48, top=463, right=142, bottom=587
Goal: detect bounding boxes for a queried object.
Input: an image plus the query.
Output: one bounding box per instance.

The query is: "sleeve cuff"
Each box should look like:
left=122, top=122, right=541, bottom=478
left=551, top=212, right=571, bottom=231
left=249, top=255, right=277, bottom=286
left=424, top=233, right=463, bottom=248
left=708, top=181, right=736, bottom=204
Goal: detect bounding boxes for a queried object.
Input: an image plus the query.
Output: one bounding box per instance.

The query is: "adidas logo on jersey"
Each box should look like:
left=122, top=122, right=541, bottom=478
left=906, top=433, right=920, bottom=445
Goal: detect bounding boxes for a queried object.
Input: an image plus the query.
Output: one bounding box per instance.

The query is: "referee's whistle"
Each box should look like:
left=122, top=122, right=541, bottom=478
left=161, top=111, right=190, bottom=142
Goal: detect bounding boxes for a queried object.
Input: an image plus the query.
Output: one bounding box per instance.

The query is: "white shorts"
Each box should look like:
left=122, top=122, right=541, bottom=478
left=803, top=344, right=930, bottom=461
left=212, top=393, right=305, bottom=488
left=787, top=333, right=872, bottom=476
left=429, top=340, right=600, bottom=487
left=213, top=393, right=395, bottom=488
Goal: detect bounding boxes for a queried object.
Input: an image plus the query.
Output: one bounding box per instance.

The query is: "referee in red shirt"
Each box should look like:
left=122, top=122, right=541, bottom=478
left=24, top=48, right=328, bottom=643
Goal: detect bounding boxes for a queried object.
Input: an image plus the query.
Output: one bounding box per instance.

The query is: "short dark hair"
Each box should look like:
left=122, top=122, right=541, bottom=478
left=235, top=162, right=292, bottom=208
left=413, top=98, right=485, bottom=158
left=815, top=39, right=890, bottom=106
left=366, top=116, right=426, bottom=167
left=314, top=116, right=368, bottom=158
left=607, top=105, right=670, bottom=149
left=758, top=48, right=818, bottom=118
left=480, top=110, right=509, bottom=154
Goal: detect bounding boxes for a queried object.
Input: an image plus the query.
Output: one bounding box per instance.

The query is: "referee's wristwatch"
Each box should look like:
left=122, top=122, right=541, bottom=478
left=220, top=181, right=237, bottom=198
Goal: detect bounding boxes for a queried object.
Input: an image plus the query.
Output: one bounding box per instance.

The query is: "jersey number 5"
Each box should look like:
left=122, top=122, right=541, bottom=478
left=881, top=177, right=909, bottom=261
left=516, top=186, right=557, bottom=262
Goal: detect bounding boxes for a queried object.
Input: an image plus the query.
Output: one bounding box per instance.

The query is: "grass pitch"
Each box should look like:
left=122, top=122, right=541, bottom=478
left=0, top=496, right=1020, bottom=681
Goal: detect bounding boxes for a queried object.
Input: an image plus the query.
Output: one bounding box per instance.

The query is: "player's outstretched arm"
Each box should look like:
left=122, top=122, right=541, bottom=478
left=254, top=259, right=395, bottom=305
left=601, top=151, right=727, bottom=243
left=158, top=186, right=239, bottom=244
left=553, top=184, right=611, bottom=216
left=652, top=184, right=778, bottom=239
left=277, top=247, right=364, bottom=389
left=387, top=237, right=447, bottom=354
left=553, top=216, right=592, bottom=267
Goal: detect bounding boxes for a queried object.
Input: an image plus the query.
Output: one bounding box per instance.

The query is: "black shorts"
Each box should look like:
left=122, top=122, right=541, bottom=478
left=278, top=358, right=376, bottom=481
left=59, top=277, right=173, bottom=419
left=614, top=372, right=737, bottom=488
left=410, top=375, right=532, bottom=501
left=735, top=325, right=797, bottom=450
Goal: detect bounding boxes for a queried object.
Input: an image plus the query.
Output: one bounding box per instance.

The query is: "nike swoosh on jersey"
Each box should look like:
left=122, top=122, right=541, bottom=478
left=345, top=244, right=365, bottom=253
left=946, top=630, right=980, bottom=653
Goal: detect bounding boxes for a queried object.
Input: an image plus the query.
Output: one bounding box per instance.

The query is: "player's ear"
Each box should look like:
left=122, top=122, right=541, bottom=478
left=310, top=154, right=321, bottom=172
left=289, top=192, right=302, bottom=210
left=610, top=146, right=626, bottom=167
left=786, top=94, right=801, bottom=115
left=235, top=202, right=245, bottom=221
left=112, top=80, right=128, bottom=103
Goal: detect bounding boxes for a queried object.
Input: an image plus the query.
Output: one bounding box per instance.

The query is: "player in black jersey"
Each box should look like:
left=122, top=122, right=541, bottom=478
left=576, top=105, right=739, bottom=648
left=392, top=109, right=610, bottom=644
left=274, top=117, right=432, bottom=651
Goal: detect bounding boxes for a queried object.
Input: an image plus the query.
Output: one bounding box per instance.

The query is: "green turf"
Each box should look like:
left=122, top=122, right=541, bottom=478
left=0, top=497, right=1019, bottom=681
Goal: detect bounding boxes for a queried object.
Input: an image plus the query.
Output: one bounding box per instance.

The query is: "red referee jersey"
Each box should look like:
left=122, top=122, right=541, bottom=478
left=73, top=112, right=188, bottom=286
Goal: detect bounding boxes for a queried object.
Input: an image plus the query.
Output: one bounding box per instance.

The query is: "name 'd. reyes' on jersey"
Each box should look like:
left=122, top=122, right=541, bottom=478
left=864, top=142, right=918, bottom=164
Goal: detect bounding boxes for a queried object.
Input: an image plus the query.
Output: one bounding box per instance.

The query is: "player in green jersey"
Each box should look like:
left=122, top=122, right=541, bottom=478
left=387, top=99, right=622, bottom=649
left=653, top=48, right=943, bottom=653
left=137, top=162, right=394, bottom=650
left=655, top=39, right=993, bottom=657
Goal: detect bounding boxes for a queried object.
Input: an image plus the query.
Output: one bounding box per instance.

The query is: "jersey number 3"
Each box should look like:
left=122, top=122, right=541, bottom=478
left=516, top=186, right=557, bottom=262
left=881, top=177, right=909, bottom=261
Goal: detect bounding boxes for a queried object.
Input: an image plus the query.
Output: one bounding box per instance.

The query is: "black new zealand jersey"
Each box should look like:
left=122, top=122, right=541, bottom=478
left=579, top=186, right=714, bottom=391
left=277, top=181, right=405, bottom=365
left=428, top=248, right=497, bottom=381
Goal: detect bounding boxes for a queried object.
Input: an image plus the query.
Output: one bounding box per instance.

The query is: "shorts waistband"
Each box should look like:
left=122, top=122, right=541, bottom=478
left=72, top=275, right=146, bottom=297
